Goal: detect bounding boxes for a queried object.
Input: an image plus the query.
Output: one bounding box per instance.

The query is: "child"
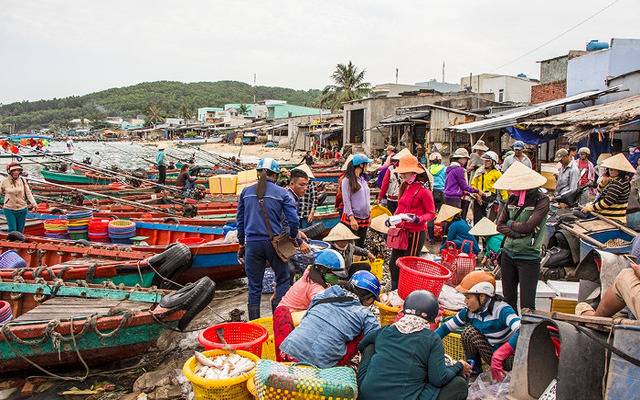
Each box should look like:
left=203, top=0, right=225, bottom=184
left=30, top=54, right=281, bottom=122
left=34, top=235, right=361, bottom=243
left=469, top=217, right=504, bottom=270
left=436, top=205, right=480, bottom=254
left=366, top=214, right=390, bottom=261
left=324, top=223, right=375, bottom=277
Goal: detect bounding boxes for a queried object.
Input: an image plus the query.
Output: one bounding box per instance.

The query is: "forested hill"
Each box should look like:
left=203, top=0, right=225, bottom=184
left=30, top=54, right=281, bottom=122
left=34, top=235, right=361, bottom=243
left=0, top=81, right=322, bottom=131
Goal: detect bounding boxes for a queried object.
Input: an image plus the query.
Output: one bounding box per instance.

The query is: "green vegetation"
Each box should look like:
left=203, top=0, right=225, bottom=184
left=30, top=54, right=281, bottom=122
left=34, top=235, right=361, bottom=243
left=0, top=80, right=321, bottom=131
left=321, top=61, right=371, bottom=110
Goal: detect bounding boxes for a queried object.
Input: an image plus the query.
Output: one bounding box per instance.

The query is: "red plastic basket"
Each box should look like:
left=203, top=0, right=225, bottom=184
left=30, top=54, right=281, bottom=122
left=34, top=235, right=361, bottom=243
left=397, top=257, right=452, bottom=300
left=177, top=237, right=206, bottom=246
left=441, top=241, right=477, bottom=286
left=198, top=322, right=269, bottom=357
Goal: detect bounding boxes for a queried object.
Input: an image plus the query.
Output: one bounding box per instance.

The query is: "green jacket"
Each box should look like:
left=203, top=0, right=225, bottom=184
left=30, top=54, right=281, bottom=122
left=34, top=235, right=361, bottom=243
left=357, top=325, right=463, bottom=400
left=497, top=189, right=549, bottom=260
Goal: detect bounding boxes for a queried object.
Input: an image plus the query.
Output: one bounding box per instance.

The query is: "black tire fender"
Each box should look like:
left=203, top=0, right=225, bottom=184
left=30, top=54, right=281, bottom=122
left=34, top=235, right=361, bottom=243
left=301, top=221, right=326, bottom=239
left=108, top=215, right=119, bottom=220
left=6, top=231, right=27, bottom=242
left=73, top=239, right=91, bottom=247
left=163, top=217, right=180, bottom=224
left=149, top=243, right=193, bottom=288
left=159, top=276, right=216, bottom=331
left=317, top=192, right=327, bottom=206
left=50, top=208, right=64, bottom=215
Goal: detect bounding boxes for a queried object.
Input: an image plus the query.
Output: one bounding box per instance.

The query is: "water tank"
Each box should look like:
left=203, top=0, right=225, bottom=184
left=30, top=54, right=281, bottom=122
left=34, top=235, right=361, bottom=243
left=586, top=40, right=609, bottom=52
left=517, top=73, right=527, bottom=78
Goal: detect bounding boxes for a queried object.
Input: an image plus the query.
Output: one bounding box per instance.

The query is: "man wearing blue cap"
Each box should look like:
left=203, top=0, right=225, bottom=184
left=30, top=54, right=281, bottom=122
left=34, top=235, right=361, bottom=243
left=502, top=141, right=532, bottom=173
left=628, top=142, right=640, bottom=169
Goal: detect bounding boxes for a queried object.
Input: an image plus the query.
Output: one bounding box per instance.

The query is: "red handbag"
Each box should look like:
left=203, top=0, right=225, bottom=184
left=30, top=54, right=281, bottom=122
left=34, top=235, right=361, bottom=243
left=386, top=227, right=409, bottom=250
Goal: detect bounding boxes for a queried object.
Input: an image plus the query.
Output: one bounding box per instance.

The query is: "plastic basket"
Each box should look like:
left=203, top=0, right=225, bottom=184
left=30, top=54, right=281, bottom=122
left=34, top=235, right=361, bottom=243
left=290, top=240, right=330, bottom=275
left=261, top=268, right=275, bottom=294
left=397, top=257, right=452, bottom=300
left=370, top=258, right=384, bottom=281
left=0, top=250, right=27, bottom=269
left=439, top=316, right=466, bottom=360
left=177, top=237, right=206, bottom=245
left=198, top=323, right=269, bottom=357
left=70, top=232, right=89, bottom=241
left=183, top=349, right=260, bottom=400
left=108, top=220, right=136, bottom=229
left=371, top=204, right=392, bottom=219
left=440, top=241, right=477, bottom=287
left=248, top=317, right=276, bottom=361
left=375, top=300, right=401, bottom=326
left=0, top=300, right=13, bottom=323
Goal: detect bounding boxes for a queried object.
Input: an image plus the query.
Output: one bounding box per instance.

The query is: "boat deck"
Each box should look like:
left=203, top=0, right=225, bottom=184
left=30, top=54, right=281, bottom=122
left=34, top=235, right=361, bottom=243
left=14, top=297, right=150, bottom=322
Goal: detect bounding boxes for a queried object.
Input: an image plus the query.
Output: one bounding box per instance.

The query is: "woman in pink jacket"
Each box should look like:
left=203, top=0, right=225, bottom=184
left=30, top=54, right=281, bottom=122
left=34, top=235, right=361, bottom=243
left=386, top=155, right=436, bottom=290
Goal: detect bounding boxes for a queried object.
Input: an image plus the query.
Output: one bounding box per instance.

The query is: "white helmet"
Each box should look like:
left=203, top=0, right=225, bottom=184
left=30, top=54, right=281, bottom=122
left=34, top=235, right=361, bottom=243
left=481, top=151, right=499, bottom=165
left=466, top=282, right=495, bottom=297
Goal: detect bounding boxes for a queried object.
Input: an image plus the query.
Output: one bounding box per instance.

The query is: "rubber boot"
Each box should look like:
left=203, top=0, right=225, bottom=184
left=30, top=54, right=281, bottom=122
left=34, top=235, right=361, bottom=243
left=427, top=222, right=435, bottom=243
left=391, top=280, right=398, bottom=291
left=465, top=352, right=482, bottom=375
left=248, top=304, right=261, bottom=321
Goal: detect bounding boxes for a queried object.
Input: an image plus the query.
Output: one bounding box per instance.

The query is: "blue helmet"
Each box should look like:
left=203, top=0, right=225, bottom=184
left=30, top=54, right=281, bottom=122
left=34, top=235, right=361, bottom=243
left=349, top=270, right=380, bottom=300
left=402, top=290, right=440, bottom=322
left=314, top=249, right=347, bottom=278
left=352, top=153, right=372, bottom=167
left=256, top=158, right=280, bottom=173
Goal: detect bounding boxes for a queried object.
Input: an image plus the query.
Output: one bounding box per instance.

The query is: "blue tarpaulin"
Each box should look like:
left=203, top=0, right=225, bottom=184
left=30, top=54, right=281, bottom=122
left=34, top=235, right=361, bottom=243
left=503, top=126, right=557, bottom=145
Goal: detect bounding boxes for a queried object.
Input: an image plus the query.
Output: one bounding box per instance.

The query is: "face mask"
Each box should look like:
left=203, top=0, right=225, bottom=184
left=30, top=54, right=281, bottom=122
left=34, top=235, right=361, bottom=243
left=324, top=273, right=339, bottom=285
left=407, top=173, right=417, bottom=184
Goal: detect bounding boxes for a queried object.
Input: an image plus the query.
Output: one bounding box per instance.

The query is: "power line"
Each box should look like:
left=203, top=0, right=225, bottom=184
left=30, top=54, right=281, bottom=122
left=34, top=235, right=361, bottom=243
left=490, top=0, right=623, bottom=73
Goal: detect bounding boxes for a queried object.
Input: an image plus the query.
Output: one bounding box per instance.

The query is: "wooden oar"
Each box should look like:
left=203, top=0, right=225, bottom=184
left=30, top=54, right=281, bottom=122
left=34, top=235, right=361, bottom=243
left=560, top=222, right=607, bottom=249
left=4, top=173, right=179, bottom=216
left=590, top=212, right=639, bottom=238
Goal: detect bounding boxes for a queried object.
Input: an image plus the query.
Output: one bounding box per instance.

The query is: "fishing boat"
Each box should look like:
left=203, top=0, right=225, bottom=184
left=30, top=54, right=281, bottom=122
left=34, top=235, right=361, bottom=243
left=43, top=169, right=213, bottom=188
left=173, top=137, right=209, bottom=146
left=0, top=149, right=74, bottom=165
left=0, top=276, right=215, bottom=374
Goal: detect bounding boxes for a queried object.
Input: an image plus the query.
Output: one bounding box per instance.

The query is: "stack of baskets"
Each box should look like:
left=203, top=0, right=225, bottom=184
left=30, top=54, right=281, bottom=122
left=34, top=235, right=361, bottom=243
left=108, top=220, right=137, bottom=244
left=0, top=301, right=12, bottom=323
left=0, top=250, right=27, bottom=269
left=44, top=218, right=69, bottom=239
left=66, top=210, right=93, bottom=241
left=88, top=218, right=112, bottom=243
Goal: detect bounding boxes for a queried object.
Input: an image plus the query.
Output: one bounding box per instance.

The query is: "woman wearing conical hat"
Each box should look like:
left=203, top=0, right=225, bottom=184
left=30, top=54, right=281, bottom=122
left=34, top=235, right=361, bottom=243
left=494, top=162, right=549, bottom=313
left=581, top=153, right=633, bottom=224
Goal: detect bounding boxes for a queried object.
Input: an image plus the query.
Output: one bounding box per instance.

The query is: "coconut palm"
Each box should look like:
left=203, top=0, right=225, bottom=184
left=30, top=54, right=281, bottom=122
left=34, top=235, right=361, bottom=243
left=144, top=102, right=164, bottom=126
left=321, top=61, right=371, bottom=110
left=178, top=102, right=193, bottom=122
left=237, top=104, right=249, bottom=116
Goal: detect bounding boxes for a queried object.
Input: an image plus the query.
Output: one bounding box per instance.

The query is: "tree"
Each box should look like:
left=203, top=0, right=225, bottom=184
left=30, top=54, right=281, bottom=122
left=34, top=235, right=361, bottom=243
left=144, top=102, right=164, bottom=126
left=178, top=102, right=193, bottom=122
left=320, top=61, right=371, bottom=110
left=237, top=104, right=249, bottom=116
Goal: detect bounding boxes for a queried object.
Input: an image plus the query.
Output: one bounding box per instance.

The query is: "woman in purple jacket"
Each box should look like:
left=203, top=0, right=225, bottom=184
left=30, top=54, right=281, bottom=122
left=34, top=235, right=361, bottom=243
left=443, top=148, right=483, bottom=239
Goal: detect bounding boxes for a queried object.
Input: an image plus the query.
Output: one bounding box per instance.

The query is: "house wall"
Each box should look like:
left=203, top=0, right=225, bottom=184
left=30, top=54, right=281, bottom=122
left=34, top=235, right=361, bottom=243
left=483, top=76, right=534, bottom=103
left=460, top=74, right=501, bottom=92
left=607, top=72, right=640, bottom=102
left=197, top=107, right=223, bottom=122
left=531, top=80, right=567, bottom=104
left=540, top=56, right=568, bottom=83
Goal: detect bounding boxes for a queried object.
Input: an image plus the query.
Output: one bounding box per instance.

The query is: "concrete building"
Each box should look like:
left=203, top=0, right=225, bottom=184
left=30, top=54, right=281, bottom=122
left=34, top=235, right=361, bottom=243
left=288, top=113, right=343, bottom=152
left=415, top=79, right=461, bottom=93
left=342, top=92, right=495, bottom=155
left=197, top=107, right=224, bottom=122
left=265, top=102, right=329, bottom=119
left=567, top=38, right=640, bottom=107
left=461, top=74, right=537, bottom=103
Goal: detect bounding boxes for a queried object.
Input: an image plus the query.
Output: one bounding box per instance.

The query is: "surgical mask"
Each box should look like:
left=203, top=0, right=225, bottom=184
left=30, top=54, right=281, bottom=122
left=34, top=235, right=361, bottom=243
left=407, top=173, right=417, bottom=184
left=324, top=273, right=339, bottom=285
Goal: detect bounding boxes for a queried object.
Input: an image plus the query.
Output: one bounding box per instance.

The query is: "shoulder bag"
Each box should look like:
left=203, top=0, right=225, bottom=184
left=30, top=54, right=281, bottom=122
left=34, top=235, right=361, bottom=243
left=258, top=198, right=298, bottom=262
left=386, top=186, right=422, bottom=250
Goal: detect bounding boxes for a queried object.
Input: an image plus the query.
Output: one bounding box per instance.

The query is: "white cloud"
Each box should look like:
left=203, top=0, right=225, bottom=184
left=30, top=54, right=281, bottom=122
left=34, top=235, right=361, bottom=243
left=0, top=0, right=636, bottom=104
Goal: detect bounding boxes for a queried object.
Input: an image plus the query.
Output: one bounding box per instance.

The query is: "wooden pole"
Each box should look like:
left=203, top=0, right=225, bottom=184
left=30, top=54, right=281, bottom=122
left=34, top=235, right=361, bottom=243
left=560, top=223, right=607, bottom=249
left=590, top=212, right=639, bottom=238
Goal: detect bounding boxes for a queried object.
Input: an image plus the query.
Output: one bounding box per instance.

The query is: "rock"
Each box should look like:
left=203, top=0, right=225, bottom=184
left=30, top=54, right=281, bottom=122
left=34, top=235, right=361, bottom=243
left=151, top=385, right=183, bottom=400
left=133, top=370, right=175, bottom=393
left=119, top=393, right=142, bottom=400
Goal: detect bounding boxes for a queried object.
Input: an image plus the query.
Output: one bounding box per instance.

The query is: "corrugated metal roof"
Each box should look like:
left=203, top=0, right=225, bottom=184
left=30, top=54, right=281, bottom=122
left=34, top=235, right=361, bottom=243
left=446, top=86, right=621, bottom=134
left=379, top=111, right=430, bottom=124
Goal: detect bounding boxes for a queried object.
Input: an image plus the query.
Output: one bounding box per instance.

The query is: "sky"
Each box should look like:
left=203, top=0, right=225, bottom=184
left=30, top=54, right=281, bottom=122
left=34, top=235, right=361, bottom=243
left=0, top=0, right=638, bottom=105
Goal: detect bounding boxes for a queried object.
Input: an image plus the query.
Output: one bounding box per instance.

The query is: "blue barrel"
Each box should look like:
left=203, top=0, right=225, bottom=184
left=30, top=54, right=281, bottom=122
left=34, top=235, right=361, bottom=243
left=579, top=229, right=634, bottom=260
left=605, top=325, right=640, bottom=398
left=586, top=40, right=609, bottom=51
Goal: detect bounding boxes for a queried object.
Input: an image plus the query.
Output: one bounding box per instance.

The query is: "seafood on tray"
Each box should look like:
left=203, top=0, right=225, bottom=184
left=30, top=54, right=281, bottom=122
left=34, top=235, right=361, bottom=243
left=193, top=351, right=256, bottom=380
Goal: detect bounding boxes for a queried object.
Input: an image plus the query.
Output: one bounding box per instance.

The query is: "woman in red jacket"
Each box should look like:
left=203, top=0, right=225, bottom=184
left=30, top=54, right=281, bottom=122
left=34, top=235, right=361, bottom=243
left=387, top=155, right=436, bottom=290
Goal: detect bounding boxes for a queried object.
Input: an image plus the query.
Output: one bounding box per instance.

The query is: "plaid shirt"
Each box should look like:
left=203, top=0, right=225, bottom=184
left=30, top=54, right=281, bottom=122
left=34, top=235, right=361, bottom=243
left=298, top=181, right=318, bottom=219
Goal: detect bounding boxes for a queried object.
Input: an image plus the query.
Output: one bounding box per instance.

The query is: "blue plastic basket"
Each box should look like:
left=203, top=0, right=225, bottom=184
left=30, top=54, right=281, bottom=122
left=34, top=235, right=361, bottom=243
left=289, top=240, right=330, bottom=275
left=0, top=250, right=27, bottom=269
left=262, top=268, right=275, bottom=294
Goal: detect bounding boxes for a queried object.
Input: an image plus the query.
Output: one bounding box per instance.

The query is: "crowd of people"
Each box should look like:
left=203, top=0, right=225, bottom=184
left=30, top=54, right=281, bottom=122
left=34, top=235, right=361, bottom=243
left=231, top=138, right=640, bottom=399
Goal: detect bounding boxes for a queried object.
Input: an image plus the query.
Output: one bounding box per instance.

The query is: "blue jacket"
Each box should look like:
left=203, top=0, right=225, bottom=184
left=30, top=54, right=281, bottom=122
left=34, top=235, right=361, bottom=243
left=436, top=300, right=520, bottom=351
left=156, top=150, right=165, bottom=166
left=237, top=179, right=299, bottom=245
left=429, top=164, right=446, bottom=191
left=440, top=219, right=480, bottom=254
left=280, top=285, right=379, bottom=368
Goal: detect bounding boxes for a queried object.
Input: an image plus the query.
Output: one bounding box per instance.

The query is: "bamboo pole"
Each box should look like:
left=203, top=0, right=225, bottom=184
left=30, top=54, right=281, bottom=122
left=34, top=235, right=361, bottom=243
left=590, top=212, right=639, bottom=238
left=560, top=223, right=607, bottom=249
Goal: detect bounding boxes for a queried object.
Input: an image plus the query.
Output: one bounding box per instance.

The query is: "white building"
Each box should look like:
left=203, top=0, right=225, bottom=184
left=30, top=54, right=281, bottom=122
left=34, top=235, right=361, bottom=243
left=460, top=74, right=538, bottom=103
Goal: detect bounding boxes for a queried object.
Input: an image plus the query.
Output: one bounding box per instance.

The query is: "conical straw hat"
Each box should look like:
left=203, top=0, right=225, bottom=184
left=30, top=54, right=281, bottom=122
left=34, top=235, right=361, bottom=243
left=323, top=222, right=360, bottom=241
left=292, top=163, right=315, bottom=179
left=394, top=155, right=425, bottom=174
left=370, top=214, right=389, bottom=234
left=493, top=161, right=547, bottom=191
left=342, top=154, right=354, bottom=171
left=596, top=153, right=612, bottom=165
left=469, top=217, right=499, bottom=236
left=435, top=204, right=462, bottom=224
left=599, top=153, right=635, bottom=173
left=391, top=148, right=412, bottom=161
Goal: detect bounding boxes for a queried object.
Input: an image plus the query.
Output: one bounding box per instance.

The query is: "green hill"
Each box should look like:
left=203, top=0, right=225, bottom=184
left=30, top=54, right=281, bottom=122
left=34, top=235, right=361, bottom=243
left=0, top=81, right=322, bottom=131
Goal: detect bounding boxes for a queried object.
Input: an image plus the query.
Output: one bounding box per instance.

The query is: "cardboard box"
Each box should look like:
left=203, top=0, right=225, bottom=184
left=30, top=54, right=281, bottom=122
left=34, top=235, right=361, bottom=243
left=236, top=169, right=258, bottom=195
left=209, top=175, right=238, bottom=195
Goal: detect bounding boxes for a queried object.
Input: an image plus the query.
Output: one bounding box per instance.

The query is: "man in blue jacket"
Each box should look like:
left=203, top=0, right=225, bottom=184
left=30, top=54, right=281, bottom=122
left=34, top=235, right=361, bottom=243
left=237, top=158, right=302, bottom=320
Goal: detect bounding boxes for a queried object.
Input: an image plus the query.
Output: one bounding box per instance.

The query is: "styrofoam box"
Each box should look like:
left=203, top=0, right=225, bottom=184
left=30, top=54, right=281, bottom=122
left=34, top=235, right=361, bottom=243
left=495, top=280, right=556, bottom=312
left=546, top=280, right=580, bottom=301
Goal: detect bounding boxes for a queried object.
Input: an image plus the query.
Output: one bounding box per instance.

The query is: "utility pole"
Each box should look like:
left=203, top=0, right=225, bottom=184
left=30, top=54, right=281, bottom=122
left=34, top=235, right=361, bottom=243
left=395, top=68, right=399, bottom=84
left=253, top=74, right=257, bottom=104
left=442, top=61, right=445, bottom=83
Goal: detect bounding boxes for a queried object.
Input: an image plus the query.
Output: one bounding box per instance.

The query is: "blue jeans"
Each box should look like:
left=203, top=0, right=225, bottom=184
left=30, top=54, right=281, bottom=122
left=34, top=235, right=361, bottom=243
left=5, top=208, right=27, bottom=233
left=245, top=240, right=290, bottom=307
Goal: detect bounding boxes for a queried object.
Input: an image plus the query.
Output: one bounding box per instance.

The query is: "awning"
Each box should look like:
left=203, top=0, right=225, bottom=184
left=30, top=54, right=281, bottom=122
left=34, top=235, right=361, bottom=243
left=379, top=111, right=430, bottom=124
left=446, top=86, right=622, bottom=134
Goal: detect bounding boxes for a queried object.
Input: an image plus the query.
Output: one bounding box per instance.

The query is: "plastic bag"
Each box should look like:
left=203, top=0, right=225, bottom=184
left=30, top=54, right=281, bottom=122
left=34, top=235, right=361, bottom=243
left=438, top=284, right=466, bottom=311
left=467, top=372, right=510, bottom=400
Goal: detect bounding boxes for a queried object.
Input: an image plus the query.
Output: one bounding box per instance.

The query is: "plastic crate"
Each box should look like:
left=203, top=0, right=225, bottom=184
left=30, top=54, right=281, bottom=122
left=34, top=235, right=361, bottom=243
left=248, top=317, right=276, bottom=361
left=198, top=323, right=269, bottom=357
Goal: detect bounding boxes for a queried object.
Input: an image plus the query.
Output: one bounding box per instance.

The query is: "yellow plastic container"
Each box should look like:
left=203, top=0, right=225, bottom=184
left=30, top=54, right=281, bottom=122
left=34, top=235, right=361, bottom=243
left=236, top=169, right=258, bottom=195
left=371, top=204, right=392, bottom=219
left=370, top=258, right=384, bottom=281
left=442, top=332, right=464, bottom=360
left=209, top=175, right=238, bottom=195
left=183, top=349, right=261, bottom=400
left=248, top=317, right=276, bottom=361
left=375, top=300, right=401, bottom=326
left=551, top=298, right=578, bottom=314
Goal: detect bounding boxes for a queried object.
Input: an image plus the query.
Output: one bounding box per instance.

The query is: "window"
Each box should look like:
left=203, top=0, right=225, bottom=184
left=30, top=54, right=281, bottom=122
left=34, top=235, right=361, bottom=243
left=498, top=89, right=504, bottom=102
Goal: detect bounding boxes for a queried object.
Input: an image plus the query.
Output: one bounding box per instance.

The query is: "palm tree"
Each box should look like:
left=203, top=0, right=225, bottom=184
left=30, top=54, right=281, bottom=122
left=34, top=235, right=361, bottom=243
left=178, top=102, right=193, bottom=122
left=237, top=104, right=249, bottom=116
left=321, top=61, right=371, bottom=110
left=144, top=102, right=164, bottom=127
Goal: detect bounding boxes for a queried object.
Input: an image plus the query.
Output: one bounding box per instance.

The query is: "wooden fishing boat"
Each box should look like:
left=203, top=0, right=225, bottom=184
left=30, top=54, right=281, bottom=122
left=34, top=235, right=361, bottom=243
left=0, top=150, right=74, bottom=164
left=0, top=277, right=214, bottom=374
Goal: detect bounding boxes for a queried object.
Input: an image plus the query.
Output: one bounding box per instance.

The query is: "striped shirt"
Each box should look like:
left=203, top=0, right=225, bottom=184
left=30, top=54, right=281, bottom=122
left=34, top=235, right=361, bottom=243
left=589, top=176, right=631, bottom=223
left=436, top=301, right=520, bottom=350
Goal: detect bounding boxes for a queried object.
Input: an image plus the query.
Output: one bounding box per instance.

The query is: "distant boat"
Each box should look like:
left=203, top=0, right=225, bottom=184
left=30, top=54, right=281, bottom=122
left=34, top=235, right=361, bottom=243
left=0, top=149, right=73, bottom=164
left=173, top=137, right=208, bottom=146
